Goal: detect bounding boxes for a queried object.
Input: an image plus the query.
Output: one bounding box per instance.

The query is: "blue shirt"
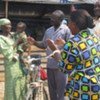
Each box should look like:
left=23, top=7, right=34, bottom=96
left=42, top=24, right=72, bottom=69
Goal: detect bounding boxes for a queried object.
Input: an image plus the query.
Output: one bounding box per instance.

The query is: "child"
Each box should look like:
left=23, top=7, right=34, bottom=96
left=14, top=22, right=29, bottom=75
left=14, top=22, right=28, bottom=53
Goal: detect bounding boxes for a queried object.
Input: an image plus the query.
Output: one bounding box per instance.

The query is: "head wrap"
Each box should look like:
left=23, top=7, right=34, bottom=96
left=0, top=18, right=11, bottom=26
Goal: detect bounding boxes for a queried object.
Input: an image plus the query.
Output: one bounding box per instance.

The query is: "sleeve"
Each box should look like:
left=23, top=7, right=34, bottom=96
left=94, top=23, right=100, bottom=37
left=42, top=30, right=48, bottom=48
left=58, top=40, right=78, bottom=74
left=0, top=38, right=18, bottom=61
left=59, top=26, right=73, bottom=42
left=65, top=27, right=73, bottom=41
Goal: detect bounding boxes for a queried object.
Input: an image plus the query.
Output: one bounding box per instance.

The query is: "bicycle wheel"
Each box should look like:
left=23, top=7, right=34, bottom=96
left=32, top=87, right=49, bottom=100
left=43, top=87, right=49, bottom=100
left=25, top=86, right=34, bottom=100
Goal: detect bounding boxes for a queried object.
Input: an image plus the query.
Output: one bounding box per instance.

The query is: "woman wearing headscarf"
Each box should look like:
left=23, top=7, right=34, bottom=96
left=47, top=9, right=100, bottom=100
left=0, top=18, right=27, bottom=100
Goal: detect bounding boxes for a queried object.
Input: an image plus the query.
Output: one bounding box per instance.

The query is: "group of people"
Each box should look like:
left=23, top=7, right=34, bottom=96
left=0, top=1, right=99, bottom=100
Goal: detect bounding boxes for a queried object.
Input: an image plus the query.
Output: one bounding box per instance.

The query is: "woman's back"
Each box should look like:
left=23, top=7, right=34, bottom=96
left=60, top=29, right=100, bottom=99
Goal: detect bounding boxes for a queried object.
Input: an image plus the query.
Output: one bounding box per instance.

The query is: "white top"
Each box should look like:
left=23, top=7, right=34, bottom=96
left=42, top=24, right=72, bottom=69
left=94, top=18, right=100, bottom=38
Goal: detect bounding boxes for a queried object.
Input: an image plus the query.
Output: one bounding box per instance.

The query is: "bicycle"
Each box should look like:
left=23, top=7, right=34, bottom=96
left=25, top=54, right=49, bottom=100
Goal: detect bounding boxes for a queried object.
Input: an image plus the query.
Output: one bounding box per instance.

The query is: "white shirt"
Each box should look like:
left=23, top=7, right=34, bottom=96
left=42, top=24, right=72, bottom=69
left=94, top=18, right=100, bottom=38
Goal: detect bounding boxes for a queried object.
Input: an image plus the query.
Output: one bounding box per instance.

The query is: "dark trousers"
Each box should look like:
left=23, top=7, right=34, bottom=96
left=47, top=68, right=66, bottom=100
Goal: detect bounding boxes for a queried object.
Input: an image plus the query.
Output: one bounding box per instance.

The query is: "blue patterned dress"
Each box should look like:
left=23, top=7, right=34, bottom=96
left=59, top=29, right=100, bottom=100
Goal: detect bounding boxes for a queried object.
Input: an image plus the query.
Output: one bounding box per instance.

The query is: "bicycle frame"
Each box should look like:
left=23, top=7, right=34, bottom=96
left=25, top=55, right=49, bottom=100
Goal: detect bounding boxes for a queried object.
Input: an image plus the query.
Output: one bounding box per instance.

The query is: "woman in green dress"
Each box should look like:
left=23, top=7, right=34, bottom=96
left=0, top=18, right=27, bottom=100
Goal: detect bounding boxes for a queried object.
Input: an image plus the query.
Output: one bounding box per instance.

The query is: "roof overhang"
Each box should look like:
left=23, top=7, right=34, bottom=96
left=2, top=0, right=95, bottom=4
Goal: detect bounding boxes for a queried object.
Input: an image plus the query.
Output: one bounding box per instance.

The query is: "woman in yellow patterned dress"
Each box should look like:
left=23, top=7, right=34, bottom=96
left=0, top=18, right=27, bottom=100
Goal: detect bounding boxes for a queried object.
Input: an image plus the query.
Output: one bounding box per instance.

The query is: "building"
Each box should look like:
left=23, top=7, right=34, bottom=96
left=0, top=0, right=94, bottom=40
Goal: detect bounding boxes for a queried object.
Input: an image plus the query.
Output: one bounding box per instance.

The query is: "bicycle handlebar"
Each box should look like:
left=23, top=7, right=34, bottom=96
left=28, top=49, right=60, bottom=63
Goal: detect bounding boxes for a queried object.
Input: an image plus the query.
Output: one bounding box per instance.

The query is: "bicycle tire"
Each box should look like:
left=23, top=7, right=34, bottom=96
left=25, top=87, right=34, bottom=100
left=43, top=87, right=49, bottom=100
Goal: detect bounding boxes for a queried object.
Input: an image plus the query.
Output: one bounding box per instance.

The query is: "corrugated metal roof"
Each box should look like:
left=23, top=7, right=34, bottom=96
left=2, top=0, right=59, bottom=3
left=2, top=0, right=95, bottom=4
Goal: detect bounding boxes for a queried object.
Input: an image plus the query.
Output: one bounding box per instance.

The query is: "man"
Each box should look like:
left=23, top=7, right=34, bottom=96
left=93, top=0, right=100, bottom=37
left=28, top=10, right=71, bottom=100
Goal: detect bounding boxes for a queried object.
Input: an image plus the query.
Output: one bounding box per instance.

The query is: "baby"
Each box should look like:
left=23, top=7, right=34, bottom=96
left=14, top=22, right=28, bottom=53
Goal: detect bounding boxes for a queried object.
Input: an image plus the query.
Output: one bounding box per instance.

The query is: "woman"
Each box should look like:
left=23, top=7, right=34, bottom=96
left=47, top=9, right=100, bottom=100
left=0, top=18, right=27, bottom=100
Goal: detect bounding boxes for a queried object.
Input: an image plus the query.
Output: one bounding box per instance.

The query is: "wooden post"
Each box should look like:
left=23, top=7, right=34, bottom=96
left=5, top=0, right=8, bottom=18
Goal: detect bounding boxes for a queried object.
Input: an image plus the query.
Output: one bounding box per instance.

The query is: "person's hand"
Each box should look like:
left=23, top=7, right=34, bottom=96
left=55, top=37, right=65, bottom=46
left=12, top=53, right=19, bottom=62
left=47, top=39, right=61, bottom=61
left=22, top=43, right=29, bottom=52
left=17, top=38, right=23, bottom=45
left=47, top=39, right=57, bottom=51
left=13, top=38, right=23, bottom=49
left=27, top=36, right=36, bottom=45
left=53, top=50, right=61, bottom=61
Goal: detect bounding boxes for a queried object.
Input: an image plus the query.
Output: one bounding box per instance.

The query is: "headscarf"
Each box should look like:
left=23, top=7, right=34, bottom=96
left=0, top=18, right=11, bottom=26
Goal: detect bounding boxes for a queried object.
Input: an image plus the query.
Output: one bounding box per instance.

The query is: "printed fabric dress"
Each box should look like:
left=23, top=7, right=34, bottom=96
left=59, top=29, right=100, bottom=100
left=0, top=35, right=27, bottom=100
left=12, top=32, right=28, bottom=53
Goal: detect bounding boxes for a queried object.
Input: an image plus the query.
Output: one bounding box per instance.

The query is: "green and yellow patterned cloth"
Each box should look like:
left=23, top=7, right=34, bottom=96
left=0, top=35, right=27, bottom=100
left=13, top=32, right=27, bottom=53
left=59, top=29, right=100, bottom=100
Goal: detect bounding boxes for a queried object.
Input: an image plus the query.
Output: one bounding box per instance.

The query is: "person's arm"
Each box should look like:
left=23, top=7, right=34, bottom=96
left=0, top=37, right=19, bottom=62
left=93, top=22, right=100, bottom=37
left=34, top=40, right=47, bottom=49
left=27, top=30, right=49, bottom=49
left=27, top=37, right=46, bottom=49
left=47, top=39, right=61, bottom=61
left=54, top=38, right=66, bottom=47
left=58, top=40, right=77, bottom=74
left=47, top=39, right=58, bottom=51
